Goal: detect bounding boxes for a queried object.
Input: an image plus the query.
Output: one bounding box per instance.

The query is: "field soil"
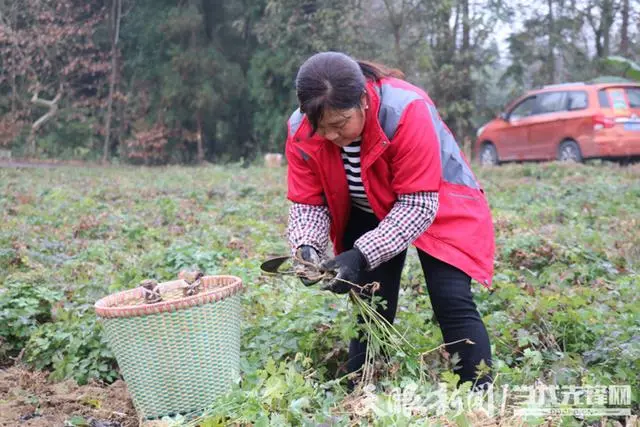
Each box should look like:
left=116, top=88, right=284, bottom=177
left=0, top=366, right=137, bottom=427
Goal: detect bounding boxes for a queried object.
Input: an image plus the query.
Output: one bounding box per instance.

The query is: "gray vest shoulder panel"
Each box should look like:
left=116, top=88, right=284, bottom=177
left=377, top=83, right=422, bottom=140
left=288, top=109, right=304, bottom=136
left=425, top=103, right=479, bottom=189
left=378, top=83, right=479, bottom=189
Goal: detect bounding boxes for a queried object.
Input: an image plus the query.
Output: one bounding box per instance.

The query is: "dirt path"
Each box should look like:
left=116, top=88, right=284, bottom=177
left=0, top=160, right=94, bottom=169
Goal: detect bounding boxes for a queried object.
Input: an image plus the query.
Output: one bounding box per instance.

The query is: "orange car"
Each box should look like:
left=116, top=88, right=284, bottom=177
left=475, top=82, right=640, bottom=165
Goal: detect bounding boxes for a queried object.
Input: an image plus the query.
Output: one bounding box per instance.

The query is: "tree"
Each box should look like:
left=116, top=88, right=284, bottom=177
left=248, top=0, right=364, bottom=153
left=584, top=0, right=619, bottom=58
left=620, top=0, right=629, bottom=55
left=103, top=0, right=122, bottom=164
left=0, top=0, right=109, bottom=156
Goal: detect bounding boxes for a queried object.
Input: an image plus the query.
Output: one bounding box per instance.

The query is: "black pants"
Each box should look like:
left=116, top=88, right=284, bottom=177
left=344, top=207, right=493, bottom=387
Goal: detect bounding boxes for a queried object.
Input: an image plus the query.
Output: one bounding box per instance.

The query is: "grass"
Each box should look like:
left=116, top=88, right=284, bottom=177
left=0, top=161, right=638, bottom=426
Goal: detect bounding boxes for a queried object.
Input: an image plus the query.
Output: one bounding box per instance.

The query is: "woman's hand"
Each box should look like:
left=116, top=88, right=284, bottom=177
left=295, top=245, right=322, bottom=286
left=319, top=248, right=366, bottom=294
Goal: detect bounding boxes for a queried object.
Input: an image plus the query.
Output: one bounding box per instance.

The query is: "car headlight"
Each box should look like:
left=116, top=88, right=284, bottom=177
left=476, top=125, right=486, bottom=137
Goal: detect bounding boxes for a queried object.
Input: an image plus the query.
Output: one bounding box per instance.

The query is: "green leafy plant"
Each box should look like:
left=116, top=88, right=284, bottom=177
left=0, top=278, right=64, bottom=360
left=193, top=354, right=342, bottom=426
left=24, top=310, right=117, bottom=384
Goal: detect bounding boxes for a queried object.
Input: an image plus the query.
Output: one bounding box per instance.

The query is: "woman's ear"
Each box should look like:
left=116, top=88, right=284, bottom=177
left=361, top=92, right=369, bottom=110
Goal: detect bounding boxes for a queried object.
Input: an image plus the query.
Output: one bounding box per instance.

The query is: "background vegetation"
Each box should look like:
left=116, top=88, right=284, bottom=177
left=1, top=0, right=640, bottom=164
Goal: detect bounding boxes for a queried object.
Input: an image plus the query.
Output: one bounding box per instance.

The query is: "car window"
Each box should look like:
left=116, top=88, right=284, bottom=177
left=536, top=91, right=568, bottom=114
left=609, top=89, right=628, bottom=110
left=509, top=97, right=536, bottom=120
left=626, top=88, right=640, bottom=108
left=567, top=91, right=588, bottom=110
left=598, top=90, right=611, bottom=108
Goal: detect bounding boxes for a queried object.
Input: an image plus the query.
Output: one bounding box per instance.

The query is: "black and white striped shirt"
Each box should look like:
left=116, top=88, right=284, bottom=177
left=341, top=139, right=374, bottom=213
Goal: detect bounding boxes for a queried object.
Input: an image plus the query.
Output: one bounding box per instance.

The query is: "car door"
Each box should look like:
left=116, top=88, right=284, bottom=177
left=498, top=96, right=537, bottom=161
left=527, top=91, right=570, bottom=159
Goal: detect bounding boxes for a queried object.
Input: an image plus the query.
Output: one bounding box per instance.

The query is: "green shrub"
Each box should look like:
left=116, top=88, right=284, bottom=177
left=0, top=279, right=63, bottom=360
left=24, top=310, right=117, bottom=384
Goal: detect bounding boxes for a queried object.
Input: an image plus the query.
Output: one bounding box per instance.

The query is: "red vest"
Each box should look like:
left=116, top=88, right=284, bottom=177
left=285, top=77, right=495, bottom=288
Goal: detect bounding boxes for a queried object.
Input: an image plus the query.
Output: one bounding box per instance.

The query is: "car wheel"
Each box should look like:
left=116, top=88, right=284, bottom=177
left=557, top=140, right=583, bottom=163
left=479, top=143, right=499, bottom=166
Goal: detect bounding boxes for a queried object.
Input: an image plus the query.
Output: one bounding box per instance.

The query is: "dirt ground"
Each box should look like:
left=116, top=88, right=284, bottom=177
left=0, top=366, right=139, bottom=427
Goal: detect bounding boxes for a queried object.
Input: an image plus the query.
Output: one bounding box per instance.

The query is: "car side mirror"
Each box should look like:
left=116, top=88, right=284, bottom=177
left=499, top=112, right=508, bottom=121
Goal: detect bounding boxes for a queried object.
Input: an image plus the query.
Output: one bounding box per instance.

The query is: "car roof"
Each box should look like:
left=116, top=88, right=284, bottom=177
left=591, top=82, right=640, bottom=89
left=503, top=81, right=640, bottom=111
left=533, top=81, right=640, bottom=93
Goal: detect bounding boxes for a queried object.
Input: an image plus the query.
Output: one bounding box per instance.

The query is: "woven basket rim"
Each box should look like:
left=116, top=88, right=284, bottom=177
left=94, top=275, right=242, bottom=319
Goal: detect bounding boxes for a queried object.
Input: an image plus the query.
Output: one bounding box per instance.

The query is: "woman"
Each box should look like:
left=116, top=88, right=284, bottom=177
left=285, top=52, right=495, bottom=390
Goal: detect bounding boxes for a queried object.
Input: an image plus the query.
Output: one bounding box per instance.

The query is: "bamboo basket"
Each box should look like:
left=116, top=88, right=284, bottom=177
left=94, top=275, right=243, bottom=419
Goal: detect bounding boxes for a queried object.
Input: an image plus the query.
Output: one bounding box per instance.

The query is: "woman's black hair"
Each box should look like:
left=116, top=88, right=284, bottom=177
left=295, top=52, right=405, bottom=132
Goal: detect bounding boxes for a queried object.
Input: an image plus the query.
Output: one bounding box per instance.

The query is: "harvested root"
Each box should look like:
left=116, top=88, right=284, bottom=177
left=140, top=279, right=161, bottom=304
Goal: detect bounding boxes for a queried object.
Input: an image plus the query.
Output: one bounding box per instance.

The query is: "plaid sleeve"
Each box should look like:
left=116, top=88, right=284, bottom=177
left=287, top=203, right=331, bottom=256
left=354, top=191, right=439, bottom=270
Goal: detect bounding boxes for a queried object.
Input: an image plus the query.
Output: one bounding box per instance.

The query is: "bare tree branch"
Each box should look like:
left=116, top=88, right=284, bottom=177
left=29, top=84, right=63, bottom=154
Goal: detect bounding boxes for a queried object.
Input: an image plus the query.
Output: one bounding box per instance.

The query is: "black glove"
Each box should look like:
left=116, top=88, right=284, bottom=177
left=319, top=248, right=367, bottom=294
left=295, top=245, right=322, bottom=286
